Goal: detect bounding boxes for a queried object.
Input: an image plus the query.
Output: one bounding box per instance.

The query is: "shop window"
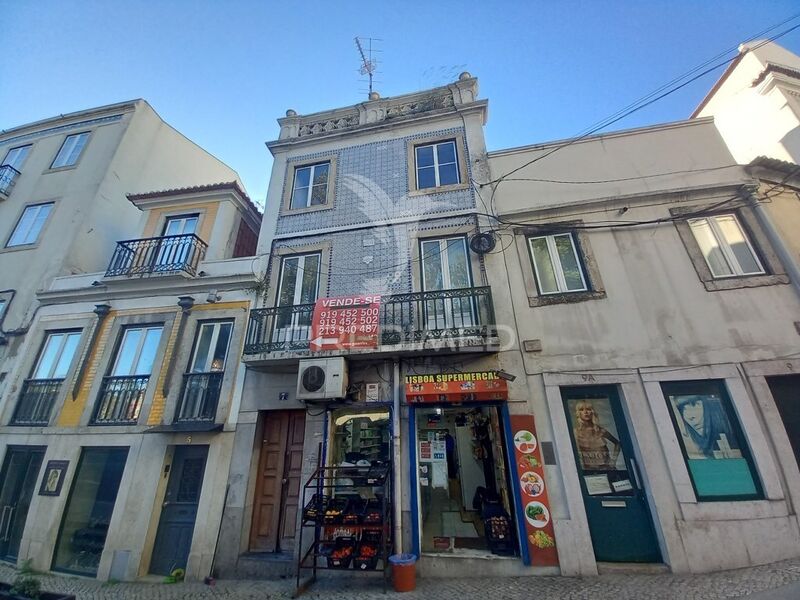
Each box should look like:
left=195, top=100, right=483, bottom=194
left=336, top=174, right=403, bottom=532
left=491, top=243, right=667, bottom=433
left=330, top=408, right=391, bottom=466
left=415, top=406, right=517, bottom=556
left=662, top=380, right=762, bottom=501
left=52, top=447, right=128, bottom=575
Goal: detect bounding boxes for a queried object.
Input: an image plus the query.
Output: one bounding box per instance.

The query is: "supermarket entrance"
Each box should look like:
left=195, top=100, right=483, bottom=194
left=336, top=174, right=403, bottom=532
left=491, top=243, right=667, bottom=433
left=414, top=405, right=517, bottom=556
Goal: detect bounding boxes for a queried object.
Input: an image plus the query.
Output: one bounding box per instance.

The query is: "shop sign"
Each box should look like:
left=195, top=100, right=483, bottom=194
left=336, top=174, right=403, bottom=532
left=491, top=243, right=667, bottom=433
left=404, top=371, right=508, bottom=403
left=309, top=295, right=381, bottom=351
left=509, top=415, right=559, bottom=567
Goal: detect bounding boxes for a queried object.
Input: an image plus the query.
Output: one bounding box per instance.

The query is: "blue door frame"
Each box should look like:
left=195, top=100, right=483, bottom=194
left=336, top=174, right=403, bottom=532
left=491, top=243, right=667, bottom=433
left=408, top=403, right=528, bottom=563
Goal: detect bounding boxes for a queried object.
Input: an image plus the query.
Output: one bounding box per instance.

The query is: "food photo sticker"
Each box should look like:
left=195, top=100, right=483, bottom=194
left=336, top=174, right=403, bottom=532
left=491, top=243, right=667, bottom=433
left=524, top=501, right=550, bottom=528
left=520, top=471, right=545, bottom=497
left=514, top=429, right=537, bottom=454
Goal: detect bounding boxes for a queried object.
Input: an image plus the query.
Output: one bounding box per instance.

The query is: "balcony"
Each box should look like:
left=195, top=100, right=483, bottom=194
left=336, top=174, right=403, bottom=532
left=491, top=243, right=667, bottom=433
left=11, top=378, right=62, bottom=426
left=92, top=375, right=148, bottom=425
left=105, top=234, right=207, bottom=278
left=175, top=372, right=223, bottom=422
left=243, top=286, right=497, bottom=357
left=0, top=165, right=20, bottom=199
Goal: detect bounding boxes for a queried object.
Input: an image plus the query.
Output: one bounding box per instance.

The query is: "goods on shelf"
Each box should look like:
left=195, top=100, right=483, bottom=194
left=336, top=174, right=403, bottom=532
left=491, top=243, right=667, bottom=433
left=323, top=497, right=350, bottom=524
left=326, top=537, right=355, bottom=569
left=354, top=542, right=380, bottom=570
left=302, top=493, right=329, bottom=524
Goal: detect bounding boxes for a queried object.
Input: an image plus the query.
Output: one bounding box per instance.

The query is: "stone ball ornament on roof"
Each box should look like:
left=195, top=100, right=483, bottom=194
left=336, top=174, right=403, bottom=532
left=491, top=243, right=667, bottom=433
left=368, top=91, right=381, bottom=101
left=459, top=71, right=472, bottom=81
left=286, top=109, right=298, bottom=117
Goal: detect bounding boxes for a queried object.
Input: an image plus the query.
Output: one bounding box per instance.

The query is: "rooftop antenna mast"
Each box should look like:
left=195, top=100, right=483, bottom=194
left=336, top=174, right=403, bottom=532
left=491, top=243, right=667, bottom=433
left=355, top=36, right=381, bottom=97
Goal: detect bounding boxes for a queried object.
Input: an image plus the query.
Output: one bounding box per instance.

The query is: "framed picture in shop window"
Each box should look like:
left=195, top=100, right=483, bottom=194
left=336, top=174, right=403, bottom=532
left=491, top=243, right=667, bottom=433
left=39, top=460, right=69, bottom=497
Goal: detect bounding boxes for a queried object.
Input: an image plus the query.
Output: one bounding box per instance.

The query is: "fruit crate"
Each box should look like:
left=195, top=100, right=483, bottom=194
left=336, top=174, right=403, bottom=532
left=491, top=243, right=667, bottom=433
left=361, top=498, right=384, bottom=525
left=342, top=498, right=364, bottom=525
left=301, top=493, right=329, bottom=524
left=326, top=536, right=355, bottom=569
left=323, top=497, right=350, bottom=525
left=353, top=542, right=380, bottom=570
left=484, top=514, right=515, bottom=556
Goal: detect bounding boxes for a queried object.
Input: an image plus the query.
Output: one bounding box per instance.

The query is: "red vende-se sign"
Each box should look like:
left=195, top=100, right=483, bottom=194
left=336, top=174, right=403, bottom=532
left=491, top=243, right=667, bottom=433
left=309, top=295, right=381, bottom=351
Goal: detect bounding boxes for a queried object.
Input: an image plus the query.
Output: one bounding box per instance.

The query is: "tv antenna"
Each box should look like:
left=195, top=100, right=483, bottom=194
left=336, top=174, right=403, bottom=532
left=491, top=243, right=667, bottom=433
left=355, top=36, right=381, bottom=97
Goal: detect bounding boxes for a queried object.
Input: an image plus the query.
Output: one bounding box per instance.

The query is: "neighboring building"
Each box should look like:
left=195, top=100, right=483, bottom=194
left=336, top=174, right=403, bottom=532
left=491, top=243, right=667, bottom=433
left=485, top=116, right=800, bottom=574
left=0, top=100, right=244, bottom=392
left=0, top=182, right=261, bottom=581
left=692, top=40, right=800, bottom=164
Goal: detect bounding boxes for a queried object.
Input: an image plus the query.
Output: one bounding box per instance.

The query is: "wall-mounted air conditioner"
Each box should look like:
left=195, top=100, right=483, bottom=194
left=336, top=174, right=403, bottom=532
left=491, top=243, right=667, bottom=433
left=296, top=357, right=348, bottom=402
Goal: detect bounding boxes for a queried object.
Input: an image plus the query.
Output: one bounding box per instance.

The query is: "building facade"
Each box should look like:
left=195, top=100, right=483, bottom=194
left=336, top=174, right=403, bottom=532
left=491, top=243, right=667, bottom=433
left=485, top=116, right=800, bottom=574
left=0, top=182, right=261, bottom=581
left=214, top=76, right=544, bottom=580
left=0, top=100, right=244, bottom=391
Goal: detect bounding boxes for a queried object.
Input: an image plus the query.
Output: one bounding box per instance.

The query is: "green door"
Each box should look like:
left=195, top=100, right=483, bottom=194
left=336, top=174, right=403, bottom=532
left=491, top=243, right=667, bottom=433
left=562, top=386, right=661, bottom=562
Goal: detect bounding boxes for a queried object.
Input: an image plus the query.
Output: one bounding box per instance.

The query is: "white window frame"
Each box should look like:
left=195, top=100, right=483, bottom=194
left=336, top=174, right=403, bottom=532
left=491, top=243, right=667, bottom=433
left=415, top=140, right=460, bottom=189
left=2, top=145, right=32, bottom=170
left=528, top=233, right=588, bottom=295
left=6, top=202, right=54, bottom=247
left=111, top=326, right=163, bottom=376
left=189, top=321, right=233, bottom=373
left=688, top=214, right=765, bottom=278
left=32, top=331, right=82, bottom=380
left=50, top=132, right=90, bottom=169
left=277, top=253, right=321, bottom=307
left=290, top=162, right=330, bottom=209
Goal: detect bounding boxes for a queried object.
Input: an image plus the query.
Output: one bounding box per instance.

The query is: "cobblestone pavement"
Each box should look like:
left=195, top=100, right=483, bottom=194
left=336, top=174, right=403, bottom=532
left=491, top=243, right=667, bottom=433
left=3, top=559, right=800, bottom=599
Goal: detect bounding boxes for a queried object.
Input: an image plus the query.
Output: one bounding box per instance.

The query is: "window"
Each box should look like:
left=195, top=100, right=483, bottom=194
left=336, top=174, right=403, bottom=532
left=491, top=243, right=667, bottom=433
left=189, top=321, right=233, bottom=373
left=415, top=140, right=460, bottom=189
left=52, top=447, right=128, bottom=576
left=290, top=162, right=330, bottom=209
left=7, top=202, right=54, bottom=247
left=2, top=145, right=31, bottom=170
left=274, top=253, right=320, bottom=341
left=111, top=326, right=163, bottom=376
left=420, top=237, right=474, bottom=329
left=662, top=380, right=762, bottom=501
left=51, top=132, right=90, bottom=168
left=32, top=331, right=82, bottom=379
left=688, top=214, right=764, bottom=278
left=0, top=299, right=6, bottom=320
left=12, top=330, right=82, bottom=425
left=176, top=321, right=234, bottom=422
left=527, top=233, right=588, bottom=294
left=93, top=325, right=163, bottom=424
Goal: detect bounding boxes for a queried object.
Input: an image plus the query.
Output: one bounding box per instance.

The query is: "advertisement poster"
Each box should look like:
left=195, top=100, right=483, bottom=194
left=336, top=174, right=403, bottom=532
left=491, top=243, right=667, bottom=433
left=510, top=414, right=559, bottom=567
left=309, top=295, right=381, bottom=351
left=404, top=371, right=508, bottom=403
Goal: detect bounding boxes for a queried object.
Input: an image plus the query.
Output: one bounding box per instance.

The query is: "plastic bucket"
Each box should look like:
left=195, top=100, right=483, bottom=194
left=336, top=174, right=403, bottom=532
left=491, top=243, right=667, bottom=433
left=389, top=553, right=417, bottom=592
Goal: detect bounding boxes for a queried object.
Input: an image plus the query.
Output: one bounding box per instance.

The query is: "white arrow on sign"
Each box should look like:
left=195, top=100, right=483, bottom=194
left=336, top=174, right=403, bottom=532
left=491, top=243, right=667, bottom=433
left=310, top=336, right=339, bottom=347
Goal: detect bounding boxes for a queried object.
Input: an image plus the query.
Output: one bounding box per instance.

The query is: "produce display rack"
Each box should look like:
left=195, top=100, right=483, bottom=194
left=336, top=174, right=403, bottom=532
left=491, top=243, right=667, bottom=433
left=294, top=464, right=392, bottom=597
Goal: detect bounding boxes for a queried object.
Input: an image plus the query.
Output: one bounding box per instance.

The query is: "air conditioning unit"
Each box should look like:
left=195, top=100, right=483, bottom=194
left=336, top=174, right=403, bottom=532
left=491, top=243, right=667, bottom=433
left=296, top=357, right=348, bottom=402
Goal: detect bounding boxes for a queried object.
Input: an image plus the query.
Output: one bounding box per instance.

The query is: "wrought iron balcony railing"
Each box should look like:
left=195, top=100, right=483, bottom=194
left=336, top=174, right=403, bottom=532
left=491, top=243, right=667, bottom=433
left=0, top=165, right=21, bottom=198
left=92, top=375, right=149, bottom=425
left=243, top=286, right=496, bottom=354
left=11, top=378, right=63, bottom=426
left=105, top=234, right=207, bottom=277
left=175, top=372, right=223, bottom=422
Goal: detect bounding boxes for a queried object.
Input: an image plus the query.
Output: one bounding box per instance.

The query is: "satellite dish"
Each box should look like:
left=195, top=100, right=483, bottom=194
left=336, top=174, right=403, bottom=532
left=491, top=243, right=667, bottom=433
left=469, top=232, right=496, bottom=254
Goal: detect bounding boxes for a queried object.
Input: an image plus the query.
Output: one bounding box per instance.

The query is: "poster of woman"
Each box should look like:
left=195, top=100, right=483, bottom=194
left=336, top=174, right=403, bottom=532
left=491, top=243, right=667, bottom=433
left=566, top=398, right=625, bottom=471
left=667, top=393, right=742, bottom=460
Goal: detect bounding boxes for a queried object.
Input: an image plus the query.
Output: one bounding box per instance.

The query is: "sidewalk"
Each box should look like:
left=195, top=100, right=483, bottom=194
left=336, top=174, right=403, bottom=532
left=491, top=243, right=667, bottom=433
left=2, top=558, right=800, bottom=599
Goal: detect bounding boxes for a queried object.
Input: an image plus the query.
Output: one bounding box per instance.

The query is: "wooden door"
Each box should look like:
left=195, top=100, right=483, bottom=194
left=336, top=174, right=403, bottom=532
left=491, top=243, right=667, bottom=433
left=250, top=410, right=306, bottom=552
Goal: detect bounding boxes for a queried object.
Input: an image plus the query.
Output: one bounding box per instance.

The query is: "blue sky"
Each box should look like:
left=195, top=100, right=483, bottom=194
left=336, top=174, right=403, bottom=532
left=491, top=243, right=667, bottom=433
left=3, top=1, right=799, bottom=208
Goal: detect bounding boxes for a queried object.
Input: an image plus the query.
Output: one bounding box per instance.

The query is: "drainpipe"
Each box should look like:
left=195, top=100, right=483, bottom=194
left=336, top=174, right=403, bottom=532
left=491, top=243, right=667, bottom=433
left=392, top=358, right=403, bottom=555
left=748, top=190, right=800, bottom=300
left=162, top=296, right=195, bottom=398
left=72, top=303, right=111, bottom=399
